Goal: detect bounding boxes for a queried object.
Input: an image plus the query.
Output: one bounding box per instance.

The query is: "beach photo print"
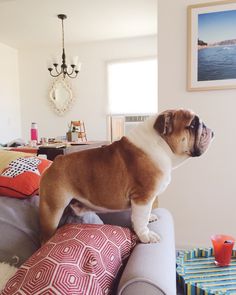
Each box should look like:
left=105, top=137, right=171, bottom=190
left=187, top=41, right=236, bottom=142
left=187, top=0, right=236, bottom=91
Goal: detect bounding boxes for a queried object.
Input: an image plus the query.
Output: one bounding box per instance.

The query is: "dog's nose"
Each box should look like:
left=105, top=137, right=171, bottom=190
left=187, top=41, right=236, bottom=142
left=203, top=121, right=214, bottom=138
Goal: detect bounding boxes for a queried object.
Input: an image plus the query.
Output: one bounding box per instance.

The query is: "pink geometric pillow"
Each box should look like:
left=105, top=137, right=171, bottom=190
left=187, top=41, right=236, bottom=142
left=1, top=224, right=137, bottom=295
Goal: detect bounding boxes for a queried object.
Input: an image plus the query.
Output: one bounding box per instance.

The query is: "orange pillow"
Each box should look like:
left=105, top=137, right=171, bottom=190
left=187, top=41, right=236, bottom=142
left=0, top=151, right=51, bottom=198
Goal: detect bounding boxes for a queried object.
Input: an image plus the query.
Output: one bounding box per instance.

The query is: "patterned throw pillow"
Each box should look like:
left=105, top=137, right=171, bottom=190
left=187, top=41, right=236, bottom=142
left=0, top=151, right=51, bottom=198
left=1, top=224, right=137, bottom=295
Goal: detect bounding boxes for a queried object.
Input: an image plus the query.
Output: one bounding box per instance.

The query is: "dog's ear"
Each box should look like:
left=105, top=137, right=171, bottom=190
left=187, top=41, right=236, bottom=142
left=154, top=112, right=174, bottom=135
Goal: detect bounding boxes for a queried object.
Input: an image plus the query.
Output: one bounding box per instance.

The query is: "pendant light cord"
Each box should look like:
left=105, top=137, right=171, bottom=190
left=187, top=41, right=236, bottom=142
left=61, top=17, right=65, bottom=51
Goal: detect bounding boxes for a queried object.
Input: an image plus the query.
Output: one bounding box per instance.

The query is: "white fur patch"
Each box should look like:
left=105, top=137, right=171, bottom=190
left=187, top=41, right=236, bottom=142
left=126, top=115, right=190, bottom=171
left=131, top=200, right=160, bottom=243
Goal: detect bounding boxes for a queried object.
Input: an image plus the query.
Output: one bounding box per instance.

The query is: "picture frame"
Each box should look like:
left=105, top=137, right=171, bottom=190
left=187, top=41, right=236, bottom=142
left=187, top=0, right=236, bottom=91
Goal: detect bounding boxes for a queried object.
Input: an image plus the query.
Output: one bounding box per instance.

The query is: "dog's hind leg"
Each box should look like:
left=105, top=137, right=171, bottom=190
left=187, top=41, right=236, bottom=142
left=39, top=188, right=71, bottom=245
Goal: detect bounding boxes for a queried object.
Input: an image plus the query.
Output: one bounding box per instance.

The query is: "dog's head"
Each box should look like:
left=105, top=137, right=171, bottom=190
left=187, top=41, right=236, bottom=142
left=154, top=109, right=214, bottom=157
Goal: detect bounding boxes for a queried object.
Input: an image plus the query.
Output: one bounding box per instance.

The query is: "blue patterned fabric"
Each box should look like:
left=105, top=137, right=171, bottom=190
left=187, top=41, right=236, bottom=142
left=177, top=248, right=236, bottom=294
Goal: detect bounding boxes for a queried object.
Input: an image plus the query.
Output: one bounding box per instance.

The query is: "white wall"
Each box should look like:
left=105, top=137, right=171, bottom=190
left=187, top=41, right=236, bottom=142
left=0, top=43, right=21, bottom=143
left=158, top=0, right=236, bottom=248
left=19, top=36, right=157, bottom=141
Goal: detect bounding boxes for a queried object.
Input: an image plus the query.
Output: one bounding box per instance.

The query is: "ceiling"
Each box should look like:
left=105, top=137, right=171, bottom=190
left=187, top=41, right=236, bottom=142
left=0, top=0, right=157, bottom=49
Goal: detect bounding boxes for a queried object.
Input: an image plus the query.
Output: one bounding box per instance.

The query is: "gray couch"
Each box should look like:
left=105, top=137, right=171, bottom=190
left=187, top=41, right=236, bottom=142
left=99, top=209, right=176, bottom=295
left=0, top=196, right=176, bottom=294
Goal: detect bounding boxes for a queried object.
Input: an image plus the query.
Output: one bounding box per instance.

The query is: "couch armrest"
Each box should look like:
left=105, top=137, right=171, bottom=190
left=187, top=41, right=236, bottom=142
left=117, top=208, right=176, bottom=295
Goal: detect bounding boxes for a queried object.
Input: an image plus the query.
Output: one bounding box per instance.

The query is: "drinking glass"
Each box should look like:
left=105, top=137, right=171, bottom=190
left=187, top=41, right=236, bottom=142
left=211, top=234, right=235, bottom=267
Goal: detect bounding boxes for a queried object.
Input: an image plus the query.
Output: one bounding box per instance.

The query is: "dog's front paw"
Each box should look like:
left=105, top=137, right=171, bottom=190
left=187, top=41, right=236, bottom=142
left=138, top=230, right=161, bottom=243
left=149, top=213, right=159, bottom=223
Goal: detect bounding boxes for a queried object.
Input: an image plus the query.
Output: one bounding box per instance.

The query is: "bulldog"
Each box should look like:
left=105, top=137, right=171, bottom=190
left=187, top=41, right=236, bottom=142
left=39, top=109, right=213, bottom=244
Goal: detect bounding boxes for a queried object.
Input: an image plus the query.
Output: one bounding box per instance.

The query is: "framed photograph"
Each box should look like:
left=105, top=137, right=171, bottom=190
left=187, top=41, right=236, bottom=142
left=188, top=0, right=236, bottom=91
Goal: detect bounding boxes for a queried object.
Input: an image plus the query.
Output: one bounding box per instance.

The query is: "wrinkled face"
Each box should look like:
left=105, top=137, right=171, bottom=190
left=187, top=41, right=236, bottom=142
left=154, top=109, right=214, bottom=157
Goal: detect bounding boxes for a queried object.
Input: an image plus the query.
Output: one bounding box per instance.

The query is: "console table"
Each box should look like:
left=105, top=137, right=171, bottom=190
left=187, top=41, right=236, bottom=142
left=37, top=141, right=109, bottom=161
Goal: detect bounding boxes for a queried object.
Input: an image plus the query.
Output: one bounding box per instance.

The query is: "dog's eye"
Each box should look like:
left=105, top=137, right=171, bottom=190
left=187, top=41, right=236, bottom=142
left=189, top=122, right=195, bottom=129
left=186, top=117, right=199, bottom=130
left=186, top=123, right=195, bottom=130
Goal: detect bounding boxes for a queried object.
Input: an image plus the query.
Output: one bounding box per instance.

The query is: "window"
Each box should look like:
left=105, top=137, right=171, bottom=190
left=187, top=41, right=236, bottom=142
left=107, top=58, right=157, bottom=115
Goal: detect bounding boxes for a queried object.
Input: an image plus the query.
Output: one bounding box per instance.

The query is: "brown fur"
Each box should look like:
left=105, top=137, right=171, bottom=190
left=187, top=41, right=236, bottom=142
left=39, top=137, right=162, bottom=243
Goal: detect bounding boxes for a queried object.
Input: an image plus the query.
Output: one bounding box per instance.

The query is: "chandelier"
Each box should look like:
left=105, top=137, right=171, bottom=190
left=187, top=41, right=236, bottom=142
left=48, top=14, right=81, bottom=79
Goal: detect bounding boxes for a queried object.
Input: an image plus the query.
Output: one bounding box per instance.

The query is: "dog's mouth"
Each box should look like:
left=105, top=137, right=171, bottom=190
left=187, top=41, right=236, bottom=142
left=190, top=120, right=214, bottom=157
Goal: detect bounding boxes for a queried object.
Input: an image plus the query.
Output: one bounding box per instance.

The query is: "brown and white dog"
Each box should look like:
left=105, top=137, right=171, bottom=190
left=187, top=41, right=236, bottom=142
left=39, top=109, right=213, bottom=244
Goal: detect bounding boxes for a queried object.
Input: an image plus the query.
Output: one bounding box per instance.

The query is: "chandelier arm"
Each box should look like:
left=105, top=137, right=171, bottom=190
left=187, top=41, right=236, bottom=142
left=67, top=65, right=80, bottom=76
left=55, top=66, right=62, bottom=75
left=67, top=67, right=76, bottom=76
left=48, top=70, right=63, bottom=78
left=67, top=72, right=79, bottom=78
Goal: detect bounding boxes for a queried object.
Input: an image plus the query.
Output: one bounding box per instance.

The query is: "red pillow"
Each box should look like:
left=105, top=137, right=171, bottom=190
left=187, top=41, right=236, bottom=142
left=2, top=224, right=137, bottom=295
left=0, top=156, right=51, bottom=198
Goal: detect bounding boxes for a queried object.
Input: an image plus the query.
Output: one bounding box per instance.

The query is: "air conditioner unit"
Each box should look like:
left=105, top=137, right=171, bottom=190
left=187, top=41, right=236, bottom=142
left=109, top=115, right=150, bottom=142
